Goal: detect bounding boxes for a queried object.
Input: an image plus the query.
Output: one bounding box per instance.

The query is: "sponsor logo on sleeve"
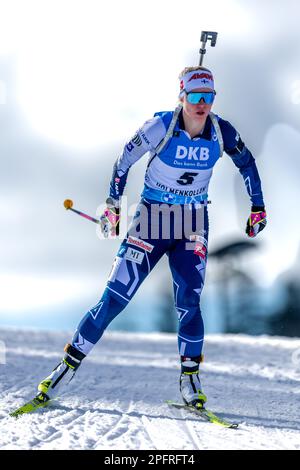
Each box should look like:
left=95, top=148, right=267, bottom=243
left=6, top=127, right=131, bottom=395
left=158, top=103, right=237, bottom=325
left=126, top=142, right=134, bottom=152
left=132, top=134, right=142, bottom=146
left=114, top=177, right=120, bottom=195
left=194, top=242, right=207, bottom=259
left=140, top=130, right=150, bottom=145
left=126, top=133, right=143, bottom=152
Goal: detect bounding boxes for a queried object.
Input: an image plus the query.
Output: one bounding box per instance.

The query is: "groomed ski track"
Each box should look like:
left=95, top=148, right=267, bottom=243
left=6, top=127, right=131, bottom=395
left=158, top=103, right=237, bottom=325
left=1, top=328, right=300, bottom=450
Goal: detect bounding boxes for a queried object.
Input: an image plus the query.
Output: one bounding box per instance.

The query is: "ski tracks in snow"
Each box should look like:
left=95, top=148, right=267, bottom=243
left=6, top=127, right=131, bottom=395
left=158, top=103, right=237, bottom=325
left=93, top=400, right=155, bottom=450
left=92, top=401, right=203, bottom=450
left=1, top=328, right=300, bottom=449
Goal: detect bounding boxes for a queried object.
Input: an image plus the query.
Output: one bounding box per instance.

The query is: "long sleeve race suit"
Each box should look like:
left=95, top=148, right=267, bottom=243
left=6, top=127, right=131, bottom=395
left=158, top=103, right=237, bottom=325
left=72, top=109, right=265, bottom=359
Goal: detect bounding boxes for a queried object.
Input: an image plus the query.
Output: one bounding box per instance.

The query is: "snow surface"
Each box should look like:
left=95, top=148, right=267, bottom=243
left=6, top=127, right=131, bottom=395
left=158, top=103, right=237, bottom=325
left=1, top=327, right=300, bottom=450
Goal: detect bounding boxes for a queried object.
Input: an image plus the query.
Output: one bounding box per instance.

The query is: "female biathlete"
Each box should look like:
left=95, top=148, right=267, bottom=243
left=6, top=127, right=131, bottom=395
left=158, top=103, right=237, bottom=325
left=35, top=66, right=267, bottom=410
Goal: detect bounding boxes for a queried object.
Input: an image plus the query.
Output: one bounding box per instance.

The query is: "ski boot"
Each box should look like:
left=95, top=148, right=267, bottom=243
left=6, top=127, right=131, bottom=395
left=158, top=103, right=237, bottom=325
left=37, top=343, right=85, bottom=402
left=180, top=355, right=207, bottom=409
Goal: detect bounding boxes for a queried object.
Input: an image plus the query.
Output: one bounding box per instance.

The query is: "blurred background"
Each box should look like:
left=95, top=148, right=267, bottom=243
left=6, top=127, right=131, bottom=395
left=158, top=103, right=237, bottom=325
left=0, top=0, right=299, bottom=337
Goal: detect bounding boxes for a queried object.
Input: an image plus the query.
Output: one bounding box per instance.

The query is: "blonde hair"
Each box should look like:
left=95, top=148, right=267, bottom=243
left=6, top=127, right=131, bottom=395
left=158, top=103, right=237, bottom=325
left=178, top=65, right=212, bottom=80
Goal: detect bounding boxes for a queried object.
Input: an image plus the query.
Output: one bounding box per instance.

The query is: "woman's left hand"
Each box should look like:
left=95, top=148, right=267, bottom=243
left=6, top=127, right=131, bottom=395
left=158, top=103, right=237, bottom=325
left=246, top=207, right=267, bottom=238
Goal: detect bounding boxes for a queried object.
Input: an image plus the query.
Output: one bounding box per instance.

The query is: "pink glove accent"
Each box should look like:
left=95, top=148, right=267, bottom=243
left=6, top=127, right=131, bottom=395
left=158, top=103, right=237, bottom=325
left=246, top=211, right=267, bottom=238
left=100, top=207, right=120, bottom=237
left=104, top=208, right=119, bottom=227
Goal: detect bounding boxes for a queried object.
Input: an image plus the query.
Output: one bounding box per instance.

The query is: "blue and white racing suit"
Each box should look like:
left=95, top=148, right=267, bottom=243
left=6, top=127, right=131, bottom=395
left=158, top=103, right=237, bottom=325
left=72, top=108, right=265, bottom=358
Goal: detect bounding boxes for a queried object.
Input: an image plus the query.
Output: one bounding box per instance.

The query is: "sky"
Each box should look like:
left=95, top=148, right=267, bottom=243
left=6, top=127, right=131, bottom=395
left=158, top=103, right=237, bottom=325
left=0, top=0, right=299, bottom=331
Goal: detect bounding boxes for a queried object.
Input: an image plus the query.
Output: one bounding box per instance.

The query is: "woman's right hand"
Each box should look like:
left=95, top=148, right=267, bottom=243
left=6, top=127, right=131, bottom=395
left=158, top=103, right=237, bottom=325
left=100, top=198, right=120, bottom=238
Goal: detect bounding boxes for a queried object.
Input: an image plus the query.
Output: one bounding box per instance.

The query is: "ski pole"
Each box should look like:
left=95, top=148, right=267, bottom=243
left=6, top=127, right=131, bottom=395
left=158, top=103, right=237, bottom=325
left=63, top=199, right=100, bottom=224
left=199, top=31, right=218, bottom=65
